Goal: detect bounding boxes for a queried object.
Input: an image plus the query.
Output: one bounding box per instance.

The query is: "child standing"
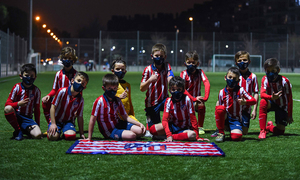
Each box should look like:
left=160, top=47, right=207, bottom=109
left=215, top=67, right=256, bottom=142
left=111, top=58, right=139, bottom=122
left=4, top=64, right=42, bottom=140
left=258, top=58, right=293, bottom=139
left=42, top=47, right=78, bottom=124
left=235, top=51, right=259, bottom=134
left=180, top=51, right=210, bottom=135
left=47, top=72, right=89, bottom=141
left=162, top=76, right=209, bottom=142
left=88, top=74, right=145, bottom=140
left=140, top=43, right=174, bottom=138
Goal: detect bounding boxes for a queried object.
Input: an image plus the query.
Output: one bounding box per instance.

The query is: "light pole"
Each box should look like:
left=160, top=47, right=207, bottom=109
left=29, top=0, right=33, bottom=63
left=189, top=17, right=193, bottom=51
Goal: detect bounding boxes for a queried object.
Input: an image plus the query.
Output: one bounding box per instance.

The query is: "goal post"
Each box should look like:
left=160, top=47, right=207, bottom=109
left=212, top=54, right=262, bottom=73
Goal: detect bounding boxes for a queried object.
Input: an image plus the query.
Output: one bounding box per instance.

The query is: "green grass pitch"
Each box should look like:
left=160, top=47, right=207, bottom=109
left=0, top=71, right=299, bottom=179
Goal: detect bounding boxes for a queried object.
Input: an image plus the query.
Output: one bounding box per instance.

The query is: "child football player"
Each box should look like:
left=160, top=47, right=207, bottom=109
left=47, top=72, right=89, bottom=141
left=87, top=74, right=145, bottom=140
left=42, top=47, right=78, bottom=125
left=258, top=58, right=293, bottom=139
left=140, top=43, right=174, bottom=138
left=215, top=67, right=256, bottom=142
left=111, top=57, right=139, bottom=122
left=180, top=51, right=210, bottom=135
left=162, top=76, right=209, bottom=142
left=4, top=64, right=42, bottom=140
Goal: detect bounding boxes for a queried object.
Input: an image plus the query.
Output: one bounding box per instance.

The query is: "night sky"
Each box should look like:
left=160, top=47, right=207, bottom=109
left=1, top=0, right=210, bottom=37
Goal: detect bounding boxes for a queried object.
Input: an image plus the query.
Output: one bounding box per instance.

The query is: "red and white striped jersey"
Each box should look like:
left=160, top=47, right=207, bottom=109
left=218, top=86, right=256, bottom=121
left=91, top=95, right=127, bottom=138
left=239, top=71, right=259, bottom=113
left=162, top=96, right=199, bottom=139
left=52, top=87, right=84, bottom=123
left=260, top=75, right=293, bottom=117
left=48, top=68, right=77, bottom=97
left=5, top=82, right=41, bottom=119
left=141, top=63, right=172, bottom=107
left=180, top=69, right=210, bottom=101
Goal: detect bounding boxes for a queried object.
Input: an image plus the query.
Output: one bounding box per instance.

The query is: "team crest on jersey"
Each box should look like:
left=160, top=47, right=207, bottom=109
left=247, top=78, right=251, bottom=84
left=181, top=104, right=187, bottom=111
left=73, top=101, right=79, bottom=108
left=29, top=94, right=35, bottom=100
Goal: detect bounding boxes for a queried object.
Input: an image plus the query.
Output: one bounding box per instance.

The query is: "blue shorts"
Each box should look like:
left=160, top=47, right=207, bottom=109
left=145, top=101, right=165, bottom=127
left=241, top=111, right=251, bottom=128
left=16, top=112, right=38, bottom=130
left=268, top=101, right=288, bottom=126
left=225, top=115, right=243, bottom=131
left=168, top=123, right=188, bottom=134
left=48, top=121, right=76, bottom=134
left=109, top=121, right=134, bottom=140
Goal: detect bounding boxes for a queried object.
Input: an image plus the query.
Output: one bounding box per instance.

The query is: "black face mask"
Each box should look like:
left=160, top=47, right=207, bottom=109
left=266, top=72, right=278, bottom=82
left=22, top=76, right=35, bottom=86
left=62, top=59, right=73, bottom=67
left=105, top=89, right=117, bottom=99
left=171, top=91, right=184, bottom=102
left=153, top=56, right=164, bottom=65
left=186, top=64, right=197, bottom=74
left=73, top=81, right=84, bottom=92
left=226, top=78, right=239, bottom=88
left=114, top=71, right=125, bottom=79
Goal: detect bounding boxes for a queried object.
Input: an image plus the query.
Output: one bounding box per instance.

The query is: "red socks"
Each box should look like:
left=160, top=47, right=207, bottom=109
left=172, top=133, right=189, bottom=141
left=267, top=125, right=285, bottom=135
left=42, top=101, right=51, bottom=124
left=64, top=134, right=76, bottom=140
left=215, top=106, right=226, bottom=134
left=231, top=133, right=242, bottom=141
left=258, top=99, right=268, bottom=130
left=149, top=125, right=158, bottom=135
left=197, top=106, right=206, bottom=128
left=5, top=112, right=20, bottom=131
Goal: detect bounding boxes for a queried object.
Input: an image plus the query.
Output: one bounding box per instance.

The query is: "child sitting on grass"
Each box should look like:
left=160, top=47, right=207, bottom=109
left=4, top=64, right=42, bottom=140
left=47, top=71, right=89, bottom=141
left=162, top=76, right=209, bottom=142
left=87, top=74, right=145, bottom=140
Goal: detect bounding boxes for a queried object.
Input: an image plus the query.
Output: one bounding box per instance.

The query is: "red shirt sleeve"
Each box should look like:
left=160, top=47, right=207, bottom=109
left=260, top=76, right=272, bottom=100
left=201, top=70, right=210, bottom=102
left=184, top=90, right=197, bottom=102
left=5, top=84, right=19, bottom=108
left=162, top=111, right=172, bottom=138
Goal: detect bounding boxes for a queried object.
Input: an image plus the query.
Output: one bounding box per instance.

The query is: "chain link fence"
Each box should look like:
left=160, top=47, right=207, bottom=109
left=1, top=30, right=299, bottom=78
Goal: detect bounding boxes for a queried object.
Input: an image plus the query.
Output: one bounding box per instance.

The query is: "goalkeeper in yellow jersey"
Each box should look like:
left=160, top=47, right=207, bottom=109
left=111, top=57, right=139, bottom=122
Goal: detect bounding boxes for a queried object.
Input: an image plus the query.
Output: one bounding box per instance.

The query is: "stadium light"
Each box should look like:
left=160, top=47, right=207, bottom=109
left=189, top=17, right=193, bottom=51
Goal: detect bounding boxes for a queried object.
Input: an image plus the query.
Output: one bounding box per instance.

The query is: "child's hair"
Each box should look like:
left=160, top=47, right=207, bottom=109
left=234, top=51, right=250, bottom=62
left=111, top=57, right=126, bottom=70
left=59, top=46, right=78, bottom=62
left=185, top=51, right=199, bottom=61
left=227, top=67, right=240, bottom=77
left=151, top=43, right=167, bottom=56
left=75, top=71, right=89, bottom=82
left=102, top=74, right=119, bottom=87
left=263, top=58, right=280, bottom=71
left=169, top=76, right=185, bottom=90
left=20, top=63, right=36, bottom=75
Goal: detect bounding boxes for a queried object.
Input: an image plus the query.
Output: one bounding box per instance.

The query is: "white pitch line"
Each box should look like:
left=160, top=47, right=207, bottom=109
left=293, top=99, right=300, bottom=102
left=0, top=77, right=19, bottom=83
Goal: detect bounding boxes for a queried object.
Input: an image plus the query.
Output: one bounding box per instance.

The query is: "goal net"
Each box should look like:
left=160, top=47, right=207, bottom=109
left=212, top=54, right=262, bottom=72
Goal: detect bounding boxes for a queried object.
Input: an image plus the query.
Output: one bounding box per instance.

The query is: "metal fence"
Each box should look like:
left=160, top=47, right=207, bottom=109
left=0, top=29, right=28, bottom=78
left=1, top=30, right=300, bottom=78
